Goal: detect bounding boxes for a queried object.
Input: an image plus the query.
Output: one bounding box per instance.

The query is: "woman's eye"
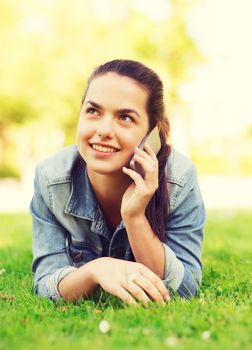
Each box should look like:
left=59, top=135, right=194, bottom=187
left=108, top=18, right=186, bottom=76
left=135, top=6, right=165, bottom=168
left=119, top=114, right=134, bottom=123
left=86, top=107, right=98, bottom=115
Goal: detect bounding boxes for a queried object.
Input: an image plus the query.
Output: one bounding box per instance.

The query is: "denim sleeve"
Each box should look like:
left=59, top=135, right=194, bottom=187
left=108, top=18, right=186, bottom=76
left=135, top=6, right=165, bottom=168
left=162, top=165, right=206, bottom=299
left=30, top=165, right=77, bottom=301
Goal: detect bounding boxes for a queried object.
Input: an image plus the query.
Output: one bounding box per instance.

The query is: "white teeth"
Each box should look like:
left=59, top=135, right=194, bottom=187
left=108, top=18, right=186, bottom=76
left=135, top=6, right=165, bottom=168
left=92, top=144, right=117, bottom=153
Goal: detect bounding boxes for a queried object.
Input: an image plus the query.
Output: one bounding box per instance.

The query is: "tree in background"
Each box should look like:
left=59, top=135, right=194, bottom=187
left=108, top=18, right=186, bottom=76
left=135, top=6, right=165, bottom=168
left=0, top=0, right=202, bottom=178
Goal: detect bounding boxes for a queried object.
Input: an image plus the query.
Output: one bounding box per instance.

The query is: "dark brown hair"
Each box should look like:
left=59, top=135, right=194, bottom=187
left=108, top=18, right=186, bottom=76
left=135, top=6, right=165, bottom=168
left=82, top=59, right=171, bottom=242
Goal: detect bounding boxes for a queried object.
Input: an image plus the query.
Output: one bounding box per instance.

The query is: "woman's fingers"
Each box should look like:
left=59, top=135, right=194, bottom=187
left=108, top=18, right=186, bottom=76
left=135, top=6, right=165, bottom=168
left=124, top=279, right=153, bottom=307
left=134, top=148, right=157, bottom=169
left=114, top=286, right=138, bottom=306
left=139, top=265, right=170, bottom=301
left=122, top=146, right=158, bottom=185
left=111, top=275, right=168, bottom=307
left=129, top=273, right=166, bottom=304
left=133, top=148, right=158, bottom=183
left=143, top=142, right=158, bottom=160
left=136, top=144, right=158, bottom=164
left=122, top=166, right=145, bottom=187
left=133, top=153, right=157, bottom=176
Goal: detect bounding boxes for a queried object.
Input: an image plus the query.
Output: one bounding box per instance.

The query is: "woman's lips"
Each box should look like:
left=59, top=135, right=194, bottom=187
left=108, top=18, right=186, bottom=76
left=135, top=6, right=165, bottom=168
left=90, top=144, right=119, bottom=157
left=92, top=144, right=118, bottom=153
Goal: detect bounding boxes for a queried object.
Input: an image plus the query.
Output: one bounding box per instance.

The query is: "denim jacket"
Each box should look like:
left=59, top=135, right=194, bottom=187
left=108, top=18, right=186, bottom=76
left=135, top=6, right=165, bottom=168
left=30, top=145, right=206, bottom=301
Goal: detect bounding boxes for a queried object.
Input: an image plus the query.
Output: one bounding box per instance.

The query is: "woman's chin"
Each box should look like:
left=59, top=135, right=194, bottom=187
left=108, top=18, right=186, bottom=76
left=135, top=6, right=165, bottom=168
left=88, top=165, right=125, bottom=176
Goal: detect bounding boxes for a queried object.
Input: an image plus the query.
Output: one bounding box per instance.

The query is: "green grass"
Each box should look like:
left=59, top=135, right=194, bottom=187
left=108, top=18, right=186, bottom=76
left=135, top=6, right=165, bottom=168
left=0, top=210, right=251, bottom=350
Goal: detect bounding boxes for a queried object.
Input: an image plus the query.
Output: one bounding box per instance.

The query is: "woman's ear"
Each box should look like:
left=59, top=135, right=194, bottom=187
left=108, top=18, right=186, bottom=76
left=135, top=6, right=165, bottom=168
left=157, top=121, right=161, bottom=131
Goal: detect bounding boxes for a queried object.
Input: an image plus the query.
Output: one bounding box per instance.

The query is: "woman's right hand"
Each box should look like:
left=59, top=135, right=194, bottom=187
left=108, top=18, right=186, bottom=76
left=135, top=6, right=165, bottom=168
left=89, top=257, right=170, bottom=306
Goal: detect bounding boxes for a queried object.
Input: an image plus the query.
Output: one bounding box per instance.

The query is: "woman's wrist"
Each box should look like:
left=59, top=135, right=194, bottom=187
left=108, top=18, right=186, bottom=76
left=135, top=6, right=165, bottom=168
left=122, top=212, right=146, bottom=223
left=58, top=259, right=101, bottom=300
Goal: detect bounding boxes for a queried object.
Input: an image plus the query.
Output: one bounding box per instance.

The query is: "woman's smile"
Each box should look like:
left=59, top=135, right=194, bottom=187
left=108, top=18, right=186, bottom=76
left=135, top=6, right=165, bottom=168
left=90, top=143, right=120, bottom=157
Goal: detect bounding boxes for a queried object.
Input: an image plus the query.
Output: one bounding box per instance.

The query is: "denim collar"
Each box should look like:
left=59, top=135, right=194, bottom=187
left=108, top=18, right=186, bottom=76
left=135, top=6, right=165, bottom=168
left=64, top=154, right=124, bottom=236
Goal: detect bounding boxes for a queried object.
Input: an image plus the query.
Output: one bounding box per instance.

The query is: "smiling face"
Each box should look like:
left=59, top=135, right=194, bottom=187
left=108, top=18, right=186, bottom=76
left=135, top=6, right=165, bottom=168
left=76, top=72, right=150, bottom=176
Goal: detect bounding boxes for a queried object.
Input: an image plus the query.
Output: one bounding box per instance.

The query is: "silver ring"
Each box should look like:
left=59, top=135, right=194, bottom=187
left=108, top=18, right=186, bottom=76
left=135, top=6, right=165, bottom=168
left=128, top=273, right=138, bottom=282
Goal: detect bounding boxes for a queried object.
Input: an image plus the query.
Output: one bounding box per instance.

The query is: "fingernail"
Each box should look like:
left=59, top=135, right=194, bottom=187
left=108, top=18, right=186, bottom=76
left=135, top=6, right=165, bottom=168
left=164, top=295, right=170, bottom=302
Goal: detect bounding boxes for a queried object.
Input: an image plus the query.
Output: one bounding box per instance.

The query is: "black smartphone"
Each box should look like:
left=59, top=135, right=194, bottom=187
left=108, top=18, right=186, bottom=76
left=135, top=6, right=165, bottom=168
left=129, top=125, right=161, bottom=177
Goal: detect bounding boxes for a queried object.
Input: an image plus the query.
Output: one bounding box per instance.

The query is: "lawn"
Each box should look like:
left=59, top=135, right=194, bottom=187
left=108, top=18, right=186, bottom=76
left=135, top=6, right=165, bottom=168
left=0, top=210, right=251, bottom=350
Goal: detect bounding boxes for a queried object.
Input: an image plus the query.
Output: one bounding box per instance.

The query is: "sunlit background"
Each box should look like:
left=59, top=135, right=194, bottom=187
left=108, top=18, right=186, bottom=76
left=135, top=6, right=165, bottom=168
left=1, top=0, right=252, bottom=212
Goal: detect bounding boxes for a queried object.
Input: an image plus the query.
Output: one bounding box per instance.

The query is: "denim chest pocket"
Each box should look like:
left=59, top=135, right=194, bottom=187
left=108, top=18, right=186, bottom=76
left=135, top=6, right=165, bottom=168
left=68, top=239, right=103, bottom=267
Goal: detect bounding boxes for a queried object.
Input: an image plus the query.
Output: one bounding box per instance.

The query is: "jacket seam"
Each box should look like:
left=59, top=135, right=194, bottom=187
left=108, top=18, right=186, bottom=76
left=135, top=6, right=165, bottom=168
left=48, top=178, right=72, bottom=186
left=41, top=164, right=54, bottom=212
left=168, top=164, right=195, bottom=213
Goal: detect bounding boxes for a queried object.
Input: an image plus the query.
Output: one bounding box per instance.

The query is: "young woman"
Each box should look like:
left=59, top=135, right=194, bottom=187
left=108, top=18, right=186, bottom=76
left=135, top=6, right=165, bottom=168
left=30, top=59, right=206, bottom=305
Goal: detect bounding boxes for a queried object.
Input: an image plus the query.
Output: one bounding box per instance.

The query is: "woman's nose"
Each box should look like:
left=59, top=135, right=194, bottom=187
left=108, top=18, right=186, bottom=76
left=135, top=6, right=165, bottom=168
left=97, top=115, right=115, bottom=138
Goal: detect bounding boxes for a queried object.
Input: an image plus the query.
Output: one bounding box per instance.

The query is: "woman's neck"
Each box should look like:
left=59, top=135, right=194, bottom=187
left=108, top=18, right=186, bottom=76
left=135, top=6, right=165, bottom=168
left=87, top=169, right=132, bottom=208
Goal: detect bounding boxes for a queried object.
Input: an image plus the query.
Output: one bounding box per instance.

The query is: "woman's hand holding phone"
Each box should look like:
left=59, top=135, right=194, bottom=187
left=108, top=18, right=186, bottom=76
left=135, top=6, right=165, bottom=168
left=121, top=142, right=159, bottom=218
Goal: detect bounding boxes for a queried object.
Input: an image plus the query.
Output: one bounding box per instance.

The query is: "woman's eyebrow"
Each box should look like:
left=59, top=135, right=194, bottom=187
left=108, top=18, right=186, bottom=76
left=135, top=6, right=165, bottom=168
left=118, top=108, right=141, bottom=118
left=85, top=100, right=141, bottom=118
left=85, top=100, right=102, bottom=109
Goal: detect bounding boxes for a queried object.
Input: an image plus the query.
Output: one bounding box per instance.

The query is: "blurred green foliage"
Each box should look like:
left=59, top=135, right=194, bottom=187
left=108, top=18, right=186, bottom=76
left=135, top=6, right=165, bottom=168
left=0, top=96, right=35, bottom=127
left=0, top=0, right=202, bottom=177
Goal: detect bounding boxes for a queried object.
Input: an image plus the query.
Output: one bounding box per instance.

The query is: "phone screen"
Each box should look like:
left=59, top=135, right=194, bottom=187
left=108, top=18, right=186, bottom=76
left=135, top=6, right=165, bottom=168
left=129, top=125, right=161, bottom=177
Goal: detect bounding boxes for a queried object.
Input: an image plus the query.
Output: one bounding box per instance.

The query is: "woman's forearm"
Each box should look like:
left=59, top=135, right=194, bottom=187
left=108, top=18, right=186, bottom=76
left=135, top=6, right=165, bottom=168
left=123, top=214, right=165, bottom=279
left=58, top=259, right=99, bottom=301
left=58, top=216, right=166, bottom=301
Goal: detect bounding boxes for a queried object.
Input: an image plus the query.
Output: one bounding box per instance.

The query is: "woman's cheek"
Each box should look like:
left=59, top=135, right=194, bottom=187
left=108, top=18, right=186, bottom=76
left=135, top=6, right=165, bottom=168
left=77, top=123, right=89, bottom=142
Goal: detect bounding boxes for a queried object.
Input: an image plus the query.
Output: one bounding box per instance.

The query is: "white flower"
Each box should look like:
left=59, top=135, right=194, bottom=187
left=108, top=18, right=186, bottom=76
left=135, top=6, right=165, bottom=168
left=165, top=336, right=178, bottom=347
left=201, top=331, right=211, bottom=341
left=99, top=320, right=110, bottom=334
left=0, top=269, right=6, bottom=276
